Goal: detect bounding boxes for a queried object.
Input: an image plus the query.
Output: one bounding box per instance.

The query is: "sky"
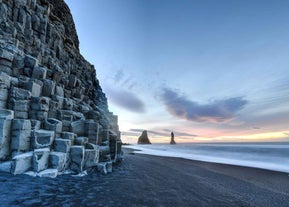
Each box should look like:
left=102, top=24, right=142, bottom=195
left=65, top=0, right=289, bottom=143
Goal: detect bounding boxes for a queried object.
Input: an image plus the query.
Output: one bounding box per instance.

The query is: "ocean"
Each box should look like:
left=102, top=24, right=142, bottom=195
left=124, top=142, right=289, bottom=173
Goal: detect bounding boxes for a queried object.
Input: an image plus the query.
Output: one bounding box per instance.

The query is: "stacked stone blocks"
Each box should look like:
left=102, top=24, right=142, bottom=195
left=0, top=0, right=122, bottom=177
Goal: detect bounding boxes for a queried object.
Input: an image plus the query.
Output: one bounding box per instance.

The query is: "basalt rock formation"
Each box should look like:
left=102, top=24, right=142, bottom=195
left=170, top=132, right=176, bottom=144
left=0, top=0, right=122, bottom=177
left=137, top=130, right=151, bottom=144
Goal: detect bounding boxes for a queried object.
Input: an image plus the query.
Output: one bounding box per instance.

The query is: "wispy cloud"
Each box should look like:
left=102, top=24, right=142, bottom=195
left=130, top=128, right=197, bottom=137
left=106, top=87, right=145, bottom=113
left=103, top=69, right=145, bottom=113
left=130, top=128, right=168, bottom=136
left=113, top=69, right=125, bottom=83
left=159, top=88, right=248, bottom=123
left=121, top=131, right=140, bottom=136
left=112, top=69, right=137, bottom=91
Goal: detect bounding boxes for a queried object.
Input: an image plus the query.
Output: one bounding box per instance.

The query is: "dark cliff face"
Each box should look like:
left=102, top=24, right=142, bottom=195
left=49, top=0, right=79, bottom=50
left=0, top=0, right=122, bottom=176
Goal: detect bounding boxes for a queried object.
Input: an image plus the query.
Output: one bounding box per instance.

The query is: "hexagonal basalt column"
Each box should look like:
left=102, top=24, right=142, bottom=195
left=11, top=152, right=33, bottom=175
left=49, top=152, right=67, bottom=172
left=70, top=146, right=85, bottom=173
left=54, top=138, right=71, bottom=153
left=0, top=109, right=14, bottom=160
left=33, top=148, right=50, bottom=172
left=44, top=118, right=62, bottom=135
left=11, top=119, right=32, bottom=155
left=33, top=130, right=55, bottom=149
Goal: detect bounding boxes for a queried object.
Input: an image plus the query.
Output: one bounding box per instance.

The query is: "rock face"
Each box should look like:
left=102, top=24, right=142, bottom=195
left=137, top=130, right=151, bottom=144
left=0, top=0, right=122, bottom=177
left=170, top=132, right=176, bottom=145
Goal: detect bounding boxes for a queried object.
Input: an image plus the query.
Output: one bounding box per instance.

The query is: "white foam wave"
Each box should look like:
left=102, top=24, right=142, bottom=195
left=124, top=143, right=289, bottom=173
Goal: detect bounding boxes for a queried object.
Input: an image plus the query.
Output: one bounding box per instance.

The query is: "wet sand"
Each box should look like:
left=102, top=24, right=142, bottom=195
left=1, top=148, right=289, bottom=207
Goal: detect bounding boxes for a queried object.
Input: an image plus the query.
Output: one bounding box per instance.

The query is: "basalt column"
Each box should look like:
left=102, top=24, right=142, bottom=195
left=0, top=0, right=122, bottom=177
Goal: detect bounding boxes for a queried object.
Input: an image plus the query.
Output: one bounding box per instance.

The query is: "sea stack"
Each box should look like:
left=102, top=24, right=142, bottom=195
left=137, top=130, right=151, bottom=144
left=0, top=0, right=122, bottom=177
left=170, top=132, right=176, bottom=144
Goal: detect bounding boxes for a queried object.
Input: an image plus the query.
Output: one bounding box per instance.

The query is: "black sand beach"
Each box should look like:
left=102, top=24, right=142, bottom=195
left=1, top=148, right=289, bottom=207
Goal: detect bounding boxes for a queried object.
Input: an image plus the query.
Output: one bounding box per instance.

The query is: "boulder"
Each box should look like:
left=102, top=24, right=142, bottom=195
left=99, top=146, right=111, bottom=162
left=49, top=152, right=67, bottom=172
left=100, top=129, right=109, bottom=142
left=0, top=109, right=14, bottom=160
left=74, top=137, right=88, bottom=146
left=24, top=55, right=38, bottom=68
left=24, top=81, right=42, bottom=97
left=14, top=111, right=29, bottom=119
left=0, top=72, right=11, bottom=89
left=32, top=66, right=46, bottom=79
left=86, top=120, right=99, bottom=144
left=33, top=130, right=55, bottom=149
left=68, top=74, right=77, bottom=87
left=0, top=49, right=13, bottom=61
left=70, top=146, right=85, bottom=173
left=62, top=132, right=76, bottom=144
left=9, top=99, right=30, bottom=111
left=55, top=85, right=64, bottom=97
left=70, top=119, right=86, bottom=136
left=0, top=100, right=6, bottom=109
left=96, top=161, right=112, bottom=175
left=11, top=119, right=31, bottom=153
left=9, top=87, right=31, bottom=100
left=31, top=120, right=41, bottom=130
left=51, top=95, right=64, bottom=108
left=30, top=96, right=50, bottom=111
left=0, top=88, right=8, bottom=101
left=44, top=118, right=62, bottom=133
left=54, top=138, right=71, bottom=153
left=0, top=109, right=14, bottom=120
left=42, top=79, right=55, bottom=97
left=11, top=151, right=33, bottom=175
left=63, top=98, right=73, bottom=110
left=29, top=111, right=48, bottom=121
left=33, top=148, right=50, bottom=172
left=84, top=149, right=99, bottom=169
left=0, top=161, right=12, bottom=173
left=38, top=169, right=58, bottom=178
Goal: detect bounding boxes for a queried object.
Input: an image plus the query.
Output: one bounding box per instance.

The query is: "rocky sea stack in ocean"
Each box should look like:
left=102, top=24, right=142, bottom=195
left=170, top=132, right=176, bottom=144
left=0, top=0, right=122, bottom=177
left=137, top=130, right=151, bottom=144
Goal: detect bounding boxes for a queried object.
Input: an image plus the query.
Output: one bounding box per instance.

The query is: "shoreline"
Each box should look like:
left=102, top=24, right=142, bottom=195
left=1, top=149, right=289, bottom=206
left=123, top=146, right=288, bottom=174
left=123, top=147, right=289, bottom=194
left=123, top=144, right=289, bottom=174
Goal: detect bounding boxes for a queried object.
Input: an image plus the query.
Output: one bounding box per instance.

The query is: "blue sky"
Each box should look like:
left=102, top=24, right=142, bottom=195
left=65, top=0, right=289, bottom=143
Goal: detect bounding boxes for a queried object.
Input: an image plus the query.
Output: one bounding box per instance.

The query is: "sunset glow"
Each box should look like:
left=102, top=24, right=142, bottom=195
left=66, top=0, right=289, bottom=144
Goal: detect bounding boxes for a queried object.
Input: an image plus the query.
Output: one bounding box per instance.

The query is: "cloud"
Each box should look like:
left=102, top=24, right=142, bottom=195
left=121, top=131, right=140, bottom=136
left=112, top=70, right=137, bottom=91
left=113, top=70, right=124, bottom=83
left=159, top=88, right=248, bottom=123
left=106, top=88, right=145, bottom=113
left=130, top=129, right=197, bottom=137
left=130, top=129, right=168, bottom=136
